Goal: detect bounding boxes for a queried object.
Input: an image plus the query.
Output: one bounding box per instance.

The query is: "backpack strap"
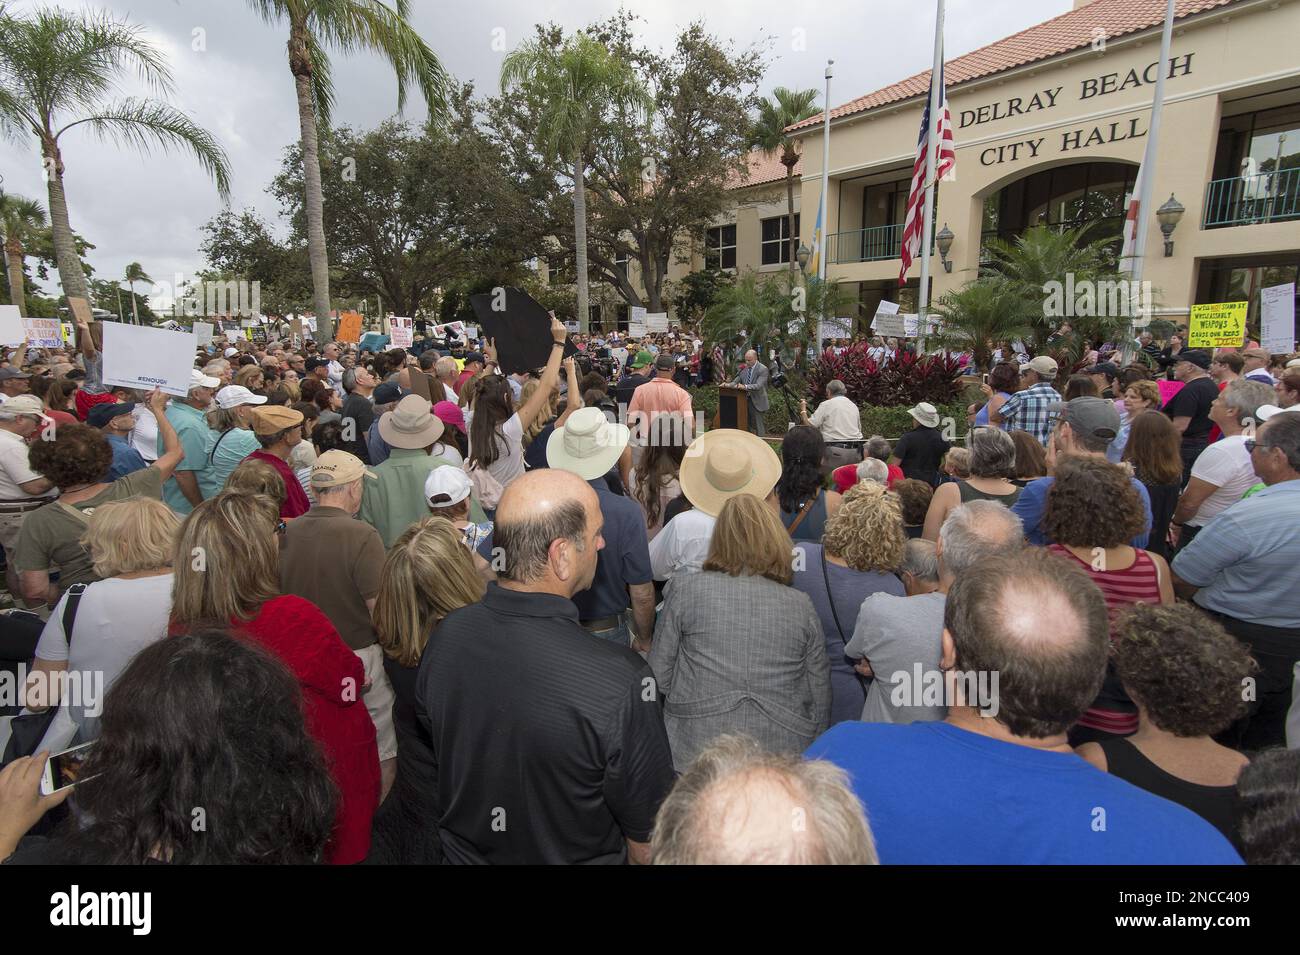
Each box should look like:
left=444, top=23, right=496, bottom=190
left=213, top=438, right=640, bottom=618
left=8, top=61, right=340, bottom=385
left=61, top=583, right=88, bottom=648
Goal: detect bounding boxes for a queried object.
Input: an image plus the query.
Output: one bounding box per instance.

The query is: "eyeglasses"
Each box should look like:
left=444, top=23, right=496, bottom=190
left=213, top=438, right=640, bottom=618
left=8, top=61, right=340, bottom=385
left=1244, top=440, right=1271, bottom=454
left=275, top=520, right=287, bottom=535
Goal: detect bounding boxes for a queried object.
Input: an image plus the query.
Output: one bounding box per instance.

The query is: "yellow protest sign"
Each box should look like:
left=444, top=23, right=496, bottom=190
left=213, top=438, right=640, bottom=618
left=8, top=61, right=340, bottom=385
left=1188, top=302, right=1247, bottom=348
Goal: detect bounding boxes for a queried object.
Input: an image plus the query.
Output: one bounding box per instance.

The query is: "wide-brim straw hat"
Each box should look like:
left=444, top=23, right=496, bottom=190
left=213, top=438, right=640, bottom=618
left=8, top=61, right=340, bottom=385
left=378, top=394, right=444, bottom=449
left=546, top=407, right=631, bottom=481
left=678, top=428, right=782, bottom=518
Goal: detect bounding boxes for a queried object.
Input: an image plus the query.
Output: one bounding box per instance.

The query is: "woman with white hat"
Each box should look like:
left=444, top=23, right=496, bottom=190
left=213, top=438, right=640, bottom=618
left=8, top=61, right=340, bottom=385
left=888, top=402, right=951, bottom=488
left=200, top=385, right=267, bottom=499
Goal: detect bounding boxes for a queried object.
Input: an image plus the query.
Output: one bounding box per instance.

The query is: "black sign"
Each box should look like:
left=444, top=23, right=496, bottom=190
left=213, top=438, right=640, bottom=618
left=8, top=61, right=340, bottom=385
left=468, top=286, right=579, bottom=375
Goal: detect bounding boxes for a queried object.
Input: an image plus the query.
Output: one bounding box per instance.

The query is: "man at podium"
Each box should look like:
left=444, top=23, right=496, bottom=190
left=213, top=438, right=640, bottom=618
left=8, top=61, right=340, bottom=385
left=728, top=350, right=770, bottom=437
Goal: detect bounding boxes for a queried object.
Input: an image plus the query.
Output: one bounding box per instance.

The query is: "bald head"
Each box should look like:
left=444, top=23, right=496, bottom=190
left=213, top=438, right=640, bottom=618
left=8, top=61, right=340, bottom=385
left=943, top=550, right=1109, bottom=739
left=745, top=350, right=758, bottom=364
left=652, top=736, right=877, bottom=865
left=937, top=499, right=1023, bottom=581
left=495, top=469, right=603, bottom=594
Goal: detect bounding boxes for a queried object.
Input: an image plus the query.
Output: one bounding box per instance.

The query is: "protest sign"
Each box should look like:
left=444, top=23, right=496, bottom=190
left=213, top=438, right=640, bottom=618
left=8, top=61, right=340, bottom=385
left=432, top=320, right=465, bottom=340
left=629, top=306, right=647, bottom=331
left=193, top=321, right=215, bottom=346
left=645, top=312, right=669, bottom=332
left=305, top=316, right=317, bottom=333
left=1260, top=284, right=1296, bottom=354
left=628, top=320, right=647, bottom=336
left=463, top=324, right=479, bottom=341
left=359, top=332, right=388, bottom=353
left=337, top=311, right=363, bottom=344
left=21, top=316, right=62, bottom=348
left=289, top=318, right=304, bottom=346
left=1188, top=302, right=1248, bottom=348
left=468, top=286, right=579, bottom=375
left=61, top=322, right=75, bottom=347
left=0, top=305, right=24, bottom=346
left=251, top=325, right=268, bottom=344
left=101, top=323, right=198, bottom=396
left=390, top=316, right=414, bottom=349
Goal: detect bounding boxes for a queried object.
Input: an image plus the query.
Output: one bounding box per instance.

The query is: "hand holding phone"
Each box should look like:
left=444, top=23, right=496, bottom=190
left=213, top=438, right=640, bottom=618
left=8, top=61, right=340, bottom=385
left=0, top=752, right=71, bottom=859
left=39, top=740, right=96, bottom=796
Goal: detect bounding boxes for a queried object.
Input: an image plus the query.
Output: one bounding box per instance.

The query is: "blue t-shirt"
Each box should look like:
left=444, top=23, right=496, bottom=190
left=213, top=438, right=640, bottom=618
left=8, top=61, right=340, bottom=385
left=1012, top=474, right=1152, bottom=547
left=104, top=433, right=147, bottom=481
left=571, top=479, right=652, bottom=620
left=806, top=721, right=1242, bottom=865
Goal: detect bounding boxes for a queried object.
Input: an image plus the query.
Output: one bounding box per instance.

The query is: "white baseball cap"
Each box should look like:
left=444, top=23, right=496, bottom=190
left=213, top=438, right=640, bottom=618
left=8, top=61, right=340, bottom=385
left=1256, top=404, right=1300, bottom=422
left=190, top=369, right=221, bottom=390
left=215, top=384, right=268, bottom=410
left=424, top=467, right=472, bottom=507
left=223, top=347, right=239, bottom=358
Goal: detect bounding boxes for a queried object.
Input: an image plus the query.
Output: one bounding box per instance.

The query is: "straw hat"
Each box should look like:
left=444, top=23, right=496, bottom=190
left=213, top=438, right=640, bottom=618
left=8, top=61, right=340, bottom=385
left=907, top=402, right=941, bottom=428
left=678, top=428, right=781, bottom=517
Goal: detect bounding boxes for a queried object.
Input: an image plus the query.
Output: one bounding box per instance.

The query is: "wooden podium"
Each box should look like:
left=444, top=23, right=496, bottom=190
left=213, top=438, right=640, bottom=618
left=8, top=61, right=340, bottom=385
left=714, top=384, right=748, bottom=432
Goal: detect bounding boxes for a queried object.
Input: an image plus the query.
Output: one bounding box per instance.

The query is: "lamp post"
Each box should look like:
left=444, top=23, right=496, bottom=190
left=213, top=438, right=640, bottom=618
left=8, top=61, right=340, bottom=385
left=936, top=224, right=955, bottom=273
left=1156, top=194, right=1185, bottom=257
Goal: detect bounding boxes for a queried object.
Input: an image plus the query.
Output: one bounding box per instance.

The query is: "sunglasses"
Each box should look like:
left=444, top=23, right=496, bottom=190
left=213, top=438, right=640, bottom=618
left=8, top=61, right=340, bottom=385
left=1243, top=440, right=1271, bottom=454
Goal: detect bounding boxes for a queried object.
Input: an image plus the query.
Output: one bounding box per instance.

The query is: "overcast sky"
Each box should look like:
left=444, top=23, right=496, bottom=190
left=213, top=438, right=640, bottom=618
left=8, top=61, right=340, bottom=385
left=0, top=0, right=1072, bottom=303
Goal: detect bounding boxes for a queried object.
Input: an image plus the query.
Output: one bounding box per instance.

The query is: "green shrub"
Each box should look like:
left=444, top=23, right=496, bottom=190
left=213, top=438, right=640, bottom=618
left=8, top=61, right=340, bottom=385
left=688, top=384, right=968, bottom=440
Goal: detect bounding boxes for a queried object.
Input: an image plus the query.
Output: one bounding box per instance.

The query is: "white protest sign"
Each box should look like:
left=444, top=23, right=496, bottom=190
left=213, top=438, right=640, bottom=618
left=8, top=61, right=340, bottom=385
left=628, top=321, right=647, bottom=337
left=0, top=305, right=24, bottom=346
left=1261, top=283, right=1296, bottom=354
left=645, top=312, right=669, bottom=332
left=390, top=316, right=414, bottom=349
left=21, top=317, right=62, bottom=348
left=193, top=321, right=214, bottom=346
left=870, top=300, right=906, bottom=336
left=102, top=323, right=199, bottom=397
left=433, top=320, right=465, bottom=340
left=629, top=306, right=647, bottom=330
left=305, top=316, right=317, bottom=333
left=464, top=324, right=479, bottom=341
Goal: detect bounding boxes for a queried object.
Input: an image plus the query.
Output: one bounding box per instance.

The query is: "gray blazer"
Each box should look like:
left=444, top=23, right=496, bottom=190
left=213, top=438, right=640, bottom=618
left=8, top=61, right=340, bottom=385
left=730, top=361, right=770, bottom=412
left=648, top=570, right=831, bottom=771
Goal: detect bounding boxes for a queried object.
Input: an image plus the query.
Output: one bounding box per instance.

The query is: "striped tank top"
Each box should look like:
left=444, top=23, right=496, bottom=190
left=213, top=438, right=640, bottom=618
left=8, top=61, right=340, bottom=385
left=1048, top=544, right=1162, bottom=737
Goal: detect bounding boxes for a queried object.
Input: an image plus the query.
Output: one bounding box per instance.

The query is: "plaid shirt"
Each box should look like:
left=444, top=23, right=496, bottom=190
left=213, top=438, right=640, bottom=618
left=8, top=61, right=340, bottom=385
left=997, top=382, right=1061, bottom=446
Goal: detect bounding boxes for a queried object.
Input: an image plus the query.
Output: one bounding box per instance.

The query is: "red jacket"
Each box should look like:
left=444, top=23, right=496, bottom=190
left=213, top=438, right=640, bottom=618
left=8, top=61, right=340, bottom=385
left=220, top=595, right=379, bottom=864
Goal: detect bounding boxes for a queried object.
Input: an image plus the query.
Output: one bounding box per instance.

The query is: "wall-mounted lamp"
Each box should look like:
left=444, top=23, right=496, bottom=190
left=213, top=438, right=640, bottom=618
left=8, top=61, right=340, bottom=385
left=936, top=224, right=955, bottom=273
left=1157, top=194, right=1185, bottom=257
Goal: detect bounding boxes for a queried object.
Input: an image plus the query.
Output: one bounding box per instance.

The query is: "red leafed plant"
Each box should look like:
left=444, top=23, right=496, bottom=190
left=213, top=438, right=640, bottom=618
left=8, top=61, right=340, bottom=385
left=804, top=344, right=966, bottom=407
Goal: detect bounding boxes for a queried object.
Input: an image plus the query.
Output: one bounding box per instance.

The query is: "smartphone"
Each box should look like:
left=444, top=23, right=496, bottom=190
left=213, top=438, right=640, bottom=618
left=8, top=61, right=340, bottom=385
left=39, top=740, right=97, bottom=796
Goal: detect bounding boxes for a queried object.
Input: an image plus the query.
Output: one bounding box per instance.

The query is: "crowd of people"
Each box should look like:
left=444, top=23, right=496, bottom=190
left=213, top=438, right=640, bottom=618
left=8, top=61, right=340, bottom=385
left=0, top=305, right=1297, bottom=866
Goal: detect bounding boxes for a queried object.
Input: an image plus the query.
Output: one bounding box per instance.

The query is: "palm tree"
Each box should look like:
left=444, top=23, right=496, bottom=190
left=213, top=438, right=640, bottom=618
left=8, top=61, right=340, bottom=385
left=702, top=273, right=787, bottom=359
left=248, top=0, right=448, bottom=342
left=501, top=33, right=651, bottom=333
left=0, top=8, right=231, bottom=307
left=750, top=88, right=820, bottom=280
left=123, top=261, right=152, bottom=325
left=0, top=190, right=45, bottom=315
left=929, top=278, right=1039, bottom=373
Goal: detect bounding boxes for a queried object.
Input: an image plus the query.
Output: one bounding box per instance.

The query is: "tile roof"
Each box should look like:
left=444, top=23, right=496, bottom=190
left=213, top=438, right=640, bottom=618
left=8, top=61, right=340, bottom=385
left=787, top=0, right=1242, bottom=133
left=726, top=148, right=803, bottom=190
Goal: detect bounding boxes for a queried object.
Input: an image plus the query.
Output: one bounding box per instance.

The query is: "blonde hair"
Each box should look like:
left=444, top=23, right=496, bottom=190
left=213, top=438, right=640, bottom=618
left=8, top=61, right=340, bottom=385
left=703, top=493, right=793, bottom=584
left=224, top=458, right=286, bottom=510
left=170, top=491, right=281, bottom=625
left=373, top=517, right=485, bottom=668
left=1125, top=378, right=1162, bottom=410
left=81, top=498, right=180, bottom=578
left=234, top=365, right=265, bottom=390
left=821, top=482, right=904, bottom=573
left=944, top=446, right=971, bottom=479
left=518, top=380, right=557, bottom=446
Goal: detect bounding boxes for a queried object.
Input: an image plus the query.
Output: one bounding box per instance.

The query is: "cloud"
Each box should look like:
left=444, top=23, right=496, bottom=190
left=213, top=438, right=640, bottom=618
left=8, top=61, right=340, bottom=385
left=0, top=0, right=1071, bottom=304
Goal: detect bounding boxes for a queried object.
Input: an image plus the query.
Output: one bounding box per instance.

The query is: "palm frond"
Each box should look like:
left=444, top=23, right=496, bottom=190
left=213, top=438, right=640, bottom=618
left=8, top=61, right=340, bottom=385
left=58, top=98, right=232, bottom=199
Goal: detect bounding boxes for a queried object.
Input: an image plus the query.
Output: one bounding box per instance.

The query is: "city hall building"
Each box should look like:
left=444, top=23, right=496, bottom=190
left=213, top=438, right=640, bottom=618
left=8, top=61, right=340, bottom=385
left=786, top=0, right=1300, bottom=335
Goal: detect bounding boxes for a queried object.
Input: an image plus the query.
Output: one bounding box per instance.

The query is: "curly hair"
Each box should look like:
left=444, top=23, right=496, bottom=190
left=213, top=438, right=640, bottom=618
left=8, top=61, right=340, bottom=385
left=822, top=481, right=904, bottom=572
left=1042, top=455, right=1147, bottom=548
left=776, top=426, right=827, bottom=514
left=892, top=479, right=933, bottom=526
left=1111, top=603, right=1255, bottom=737
left=28, top=422, right=112, bottom=489
left=1237, top=748, right=1300, bottom=865
left=61, top=629, right=337, bottom=864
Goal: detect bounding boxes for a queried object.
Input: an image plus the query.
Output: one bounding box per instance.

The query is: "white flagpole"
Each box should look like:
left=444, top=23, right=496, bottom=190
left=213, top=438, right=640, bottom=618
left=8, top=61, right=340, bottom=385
left=917, top=0, right=945, bottom=355
left=817, top=60, right=833, bottom=351
left=1129, top=0, right=1175, bottom=347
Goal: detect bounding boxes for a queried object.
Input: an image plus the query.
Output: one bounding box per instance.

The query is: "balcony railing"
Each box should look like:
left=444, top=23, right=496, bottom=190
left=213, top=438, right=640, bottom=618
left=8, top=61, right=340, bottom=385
left=828, top=223, right=903, bottom=264
left=1203, top=168, right=1300, bottom=228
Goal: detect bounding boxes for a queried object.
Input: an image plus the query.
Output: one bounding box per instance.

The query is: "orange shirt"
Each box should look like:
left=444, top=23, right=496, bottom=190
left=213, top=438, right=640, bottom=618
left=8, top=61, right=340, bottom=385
left=626, top=376, right=693, bottom=444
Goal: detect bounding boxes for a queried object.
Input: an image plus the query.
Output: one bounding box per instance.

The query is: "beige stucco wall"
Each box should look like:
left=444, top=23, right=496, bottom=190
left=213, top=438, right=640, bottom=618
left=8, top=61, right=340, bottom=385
left=797, top=0, right=1300, bottom=322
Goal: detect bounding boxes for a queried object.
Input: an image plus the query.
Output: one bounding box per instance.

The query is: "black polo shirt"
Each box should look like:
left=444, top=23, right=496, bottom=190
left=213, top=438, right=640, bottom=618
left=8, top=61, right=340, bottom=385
left=415, top=582, right=674, bottom=864
left=1164, top=375, right=1218, bottom=446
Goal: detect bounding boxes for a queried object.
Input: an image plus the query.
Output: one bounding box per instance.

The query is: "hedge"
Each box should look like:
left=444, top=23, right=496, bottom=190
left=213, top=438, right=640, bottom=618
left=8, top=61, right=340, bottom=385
left=687, top=384, right=971, bottom=441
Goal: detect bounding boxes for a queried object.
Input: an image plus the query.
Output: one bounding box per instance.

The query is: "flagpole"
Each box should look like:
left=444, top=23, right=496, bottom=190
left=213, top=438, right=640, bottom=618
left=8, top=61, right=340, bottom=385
left=817, top=60, right=833, bottom=351
left=1128, top=0, right=1175, bottom=354
left=917, top=0, right=945, bottom=355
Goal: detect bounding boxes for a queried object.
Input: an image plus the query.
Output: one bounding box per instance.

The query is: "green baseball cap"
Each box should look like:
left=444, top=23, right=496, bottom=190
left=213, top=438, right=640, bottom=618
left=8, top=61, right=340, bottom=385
left=630, top=350, right=654, bottom=369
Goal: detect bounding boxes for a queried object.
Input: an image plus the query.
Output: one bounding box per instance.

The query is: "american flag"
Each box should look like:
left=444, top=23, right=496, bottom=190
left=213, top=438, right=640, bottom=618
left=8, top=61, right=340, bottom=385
left=899, top=55, right=956, bottom=286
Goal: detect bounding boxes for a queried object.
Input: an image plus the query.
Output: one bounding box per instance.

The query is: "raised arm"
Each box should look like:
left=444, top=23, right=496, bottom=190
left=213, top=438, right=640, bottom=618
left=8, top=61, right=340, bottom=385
left=147, top=389, right=185, bottom=484
left=553, top=357, right=584, bottom=428
left=516, top=317, right=567, bottom=433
